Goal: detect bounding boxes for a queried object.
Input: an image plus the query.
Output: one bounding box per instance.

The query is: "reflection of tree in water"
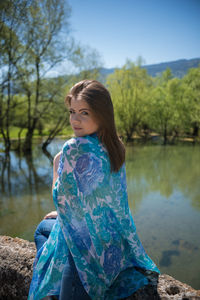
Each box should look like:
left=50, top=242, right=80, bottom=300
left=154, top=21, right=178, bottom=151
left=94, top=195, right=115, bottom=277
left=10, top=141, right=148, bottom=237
left=0, top=153, right=11, bottom=195
left=126, top=145, right=200, bottom=211
left=0, top=149, right=53, bottom=198
left=1, top=143, right=199, bottom=238
left=0, top=148, right=54, bottom=239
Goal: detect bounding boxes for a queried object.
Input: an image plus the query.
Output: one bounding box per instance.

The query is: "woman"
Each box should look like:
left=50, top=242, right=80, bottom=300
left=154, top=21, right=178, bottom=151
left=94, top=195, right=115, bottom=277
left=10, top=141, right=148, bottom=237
left=29, top=80, right=160, bottom=300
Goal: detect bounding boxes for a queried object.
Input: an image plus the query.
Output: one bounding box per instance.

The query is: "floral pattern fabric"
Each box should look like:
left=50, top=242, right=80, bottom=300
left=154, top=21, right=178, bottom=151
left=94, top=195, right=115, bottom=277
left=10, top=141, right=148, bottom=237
left=28, top=134, right=160, bottom=300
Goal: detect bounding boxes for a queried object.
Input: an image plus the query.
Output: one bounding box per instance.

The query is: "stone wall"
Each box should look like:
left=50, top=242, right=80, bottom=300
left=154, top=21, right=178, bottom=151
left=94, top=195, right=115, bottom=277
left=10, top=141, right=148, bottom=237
left=0, top=235, right=199, bottom=300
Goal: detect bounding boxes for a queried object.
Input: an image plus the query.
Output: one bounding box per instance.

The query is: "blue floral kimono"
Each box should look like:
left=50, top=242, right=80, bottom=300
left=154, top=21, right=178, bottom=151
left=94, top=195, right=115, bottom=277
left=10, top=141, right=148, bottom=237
left=28, top=134, right=160, bottom=300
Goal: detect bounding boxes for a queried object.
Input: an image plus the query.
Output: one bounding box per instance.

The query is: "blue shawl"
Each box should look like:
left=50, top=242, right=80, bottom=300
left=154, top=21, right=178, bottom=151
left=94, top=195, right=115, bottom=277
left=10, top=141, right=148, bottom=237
left=28, top=134, right=159, bottom=300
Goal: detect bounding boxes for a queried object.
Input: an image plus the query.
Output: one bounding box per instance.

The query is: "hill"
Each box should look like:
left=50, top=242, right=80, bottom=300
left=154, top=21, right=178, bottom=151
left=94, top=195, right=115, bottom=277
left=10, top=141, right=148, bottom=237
left=142, top=58, right=200, bottom=77
left=100, top=58, right=200, bottom=80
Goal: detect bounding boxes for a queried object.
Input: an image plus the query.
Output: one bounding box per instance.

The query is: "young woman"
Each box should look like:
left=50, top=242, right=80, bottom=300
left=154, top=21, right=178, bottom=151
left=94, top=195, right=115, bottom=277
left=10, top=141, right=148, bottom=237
left=29, top=80, right=160, bottom=300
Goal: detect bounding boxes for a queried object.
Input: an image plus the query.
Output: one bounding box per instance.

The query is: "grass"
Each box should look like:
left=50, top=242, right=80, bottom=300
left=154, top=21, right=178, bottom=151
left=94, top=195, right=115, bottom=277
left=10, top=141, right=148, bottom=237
left=0, top=126, right=74, bottom=140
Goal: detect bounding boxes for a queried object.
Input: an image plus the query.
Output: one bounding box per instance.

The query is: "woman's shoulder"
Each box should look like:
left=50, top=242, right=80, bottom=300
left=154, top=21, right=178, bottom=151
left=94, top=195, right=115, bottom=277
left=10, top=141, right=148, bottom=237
left=62, top=134, right=100, bottom=152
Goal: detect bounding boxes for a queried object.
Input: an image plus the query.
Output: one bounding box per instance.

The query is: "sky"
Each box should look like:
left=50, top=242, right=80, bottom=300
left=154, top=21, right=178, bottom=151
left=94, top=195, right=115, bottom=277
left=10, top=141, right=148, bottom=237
left=65, top=0, right=200, bottom=69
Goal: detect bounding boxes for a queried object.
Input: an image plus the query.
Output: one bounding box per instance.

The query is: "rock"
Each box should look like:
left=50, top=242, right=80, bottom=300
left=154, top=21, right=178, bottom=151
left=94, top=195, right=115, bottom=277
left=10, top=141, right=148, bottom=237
left=0, top=235, right=200, bottom=300
left=0, top=235, right=36, bottom=300
left=124, top=272, right=200, bottom=300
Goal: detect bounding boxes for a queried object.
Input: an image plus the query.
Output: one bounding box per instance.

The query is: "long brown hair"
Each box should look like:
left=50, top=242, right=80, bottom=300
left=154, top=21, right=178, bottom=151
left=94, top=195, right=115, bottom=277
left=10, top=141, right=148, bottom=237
left=65, top=80, right=125, bottom=172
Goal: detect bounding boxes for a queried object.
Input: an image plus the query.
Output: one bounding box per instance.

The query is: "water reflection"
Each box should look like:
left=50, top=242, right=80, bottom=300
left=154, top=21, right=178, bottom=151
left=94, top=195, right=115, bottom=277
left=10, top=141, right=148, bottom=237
left=124, top=145, right=200, bottom=290
left=0, top=152, right=11, bottom=195
left=0, top=150, right=51, bottom=198
left=0, top=140, right=64, bottom=240
left=159, top=250, right=180, bottom=267
left=126, top=145, right=200, bottom=212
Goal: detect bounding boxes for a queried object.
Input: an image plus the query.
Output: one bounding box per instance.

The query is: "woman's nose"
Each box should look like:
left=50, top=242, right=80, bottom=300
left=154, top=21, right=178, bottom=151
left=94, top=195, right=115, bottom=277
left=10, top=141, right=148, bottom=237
left=71, top=113, right=81, bottom=123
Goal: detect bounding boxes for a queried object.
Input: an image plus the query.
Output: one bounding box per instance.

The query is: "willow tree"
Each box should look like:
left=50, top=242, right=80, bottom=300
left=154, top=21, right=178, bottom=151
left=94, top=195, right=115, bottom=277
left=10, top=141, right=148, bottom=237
left=147, top=69, right=184, bottom=144
left=106, top=61, right=152, bottom=141
left=182, top=66, right=200, bottom=139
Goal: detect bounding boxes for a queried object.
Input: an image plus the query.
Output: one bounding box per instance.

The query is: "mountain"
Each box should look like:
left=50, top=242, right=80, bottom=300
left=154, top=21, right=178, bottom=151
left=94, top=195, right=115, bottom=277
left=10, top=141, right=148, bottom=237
left=100, top=58, right=200, bottom=80
left=142, top=58, right=200, bottom=78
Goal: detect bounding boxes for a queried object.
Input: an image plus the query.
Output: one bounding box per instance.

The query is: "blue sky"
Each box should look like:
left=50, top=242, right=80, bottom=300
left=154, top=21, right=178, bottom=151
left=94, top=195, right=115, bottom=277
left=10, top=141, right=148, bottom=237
left=67, top=0, right=200, bottom=68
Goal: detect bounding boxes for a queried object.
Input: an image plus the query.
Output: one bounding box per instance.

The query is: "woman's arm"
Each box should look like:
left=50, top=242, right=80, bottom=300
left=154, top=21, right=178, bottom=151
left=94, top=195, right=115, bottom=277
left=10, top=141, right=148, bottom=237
left=43, top=151, right=62, bottom=220
left=52, top=151, right=62, bottom=193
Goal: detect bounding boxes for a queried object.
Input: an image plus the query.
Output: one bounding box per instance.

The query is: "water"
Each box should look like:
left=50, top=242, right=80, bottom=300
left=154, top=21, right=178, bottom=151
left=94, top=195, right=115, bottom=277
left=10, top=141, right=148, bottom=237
left=0, top=140, right=200, bottom=289
left=125, top=145, right=200, bottom=289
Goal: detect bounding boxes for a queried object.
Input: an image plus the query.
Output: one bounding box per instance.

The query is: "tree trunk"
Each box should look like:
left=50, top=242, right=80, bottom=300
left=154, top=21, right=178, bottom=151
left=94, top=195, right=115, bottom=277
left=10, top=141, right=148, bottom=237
left=22, top=128, right=34, bottom=154
left=15, top=127, right=24, bottom=152
left=163, top=123, right=168, bottom=145
left=1, top=127, right=11, bottom=154
left=4, top=56, right=12, bottom=154
left=192, top=123, right=199, bottom=137
left=125, top=131, right=133, bottom=142
left=42, top=118, right=66, bottom=151
left=42, top=148, right=53, bottom=164
left=125, top=124, right=137, bottom=142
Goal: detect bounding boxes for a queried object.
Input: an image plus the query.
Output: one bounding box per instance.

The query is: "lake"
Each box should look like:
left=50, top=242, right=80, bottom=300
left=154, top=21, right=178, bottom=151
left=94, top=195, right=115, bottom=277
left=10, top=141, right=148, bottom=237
left=0, top=139, right=200, bottom=289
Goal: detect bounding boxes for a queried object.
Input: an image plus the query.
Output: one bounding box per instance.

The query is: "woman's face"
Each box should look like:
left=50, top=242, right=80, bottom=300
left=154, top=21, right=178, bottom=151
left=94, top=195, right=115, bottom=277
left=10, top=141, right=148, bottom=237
left=69, top=98, right=99, bottom=137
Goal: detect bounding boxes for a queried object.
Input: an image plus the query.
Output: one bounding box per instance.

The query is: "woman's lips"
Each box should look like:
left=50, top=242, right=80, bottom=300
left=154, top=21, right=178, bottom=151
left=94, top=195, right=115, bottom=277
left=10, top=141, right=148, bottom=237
left=74, top=127, right=82, bottom=130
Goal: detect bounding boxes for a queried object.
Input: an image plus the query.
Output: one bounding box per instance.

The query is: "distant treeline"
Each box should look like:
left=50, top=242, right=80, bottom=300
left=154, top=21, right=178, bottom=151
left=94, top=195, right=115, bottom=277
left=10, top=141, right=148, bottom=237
left=1, top=60, right=200, bottom=154
left=106, top=61, right=200, bottom=144
left=100, top=58, right=200, bottom=80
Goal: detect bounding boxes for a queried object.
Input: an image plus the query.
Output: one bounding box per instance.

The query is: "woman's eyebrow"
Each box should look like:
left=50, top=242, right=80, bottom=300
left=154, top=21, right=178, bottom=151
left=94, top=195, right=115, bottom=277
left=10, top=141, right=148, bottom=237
left=69, top=108, right=90, bottom=112
left=79, top=108, right=90, bottom=112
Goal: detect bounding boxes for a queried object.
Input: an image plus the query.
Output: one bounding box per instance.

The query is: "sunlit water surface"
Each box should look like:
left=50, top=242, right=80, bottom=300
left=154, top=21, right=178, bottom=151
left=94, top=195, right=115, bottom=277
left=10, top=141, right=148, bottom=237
left=0, top=140, right=200, bottom=289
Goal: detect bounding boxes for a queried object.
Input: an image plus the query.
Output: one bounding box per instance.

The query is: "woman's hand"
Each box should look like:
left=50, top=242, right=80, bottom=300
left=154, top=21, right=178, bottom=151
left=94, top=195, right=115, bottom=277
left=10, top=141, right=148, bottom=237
left=44, top=211, right=58, bottom=219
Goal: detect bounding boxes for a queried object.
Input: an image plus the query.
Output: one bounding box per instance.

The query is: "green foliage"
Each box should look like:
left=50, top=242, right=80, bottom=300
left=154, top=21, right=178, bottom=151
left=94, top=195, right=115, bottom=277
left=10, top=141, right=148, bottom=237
left=146, top=70, right=185, bottom=143
left=0, top=0, right=199, bottom=150
left=107, top=61, right=152, bottom=140
left=182, top=66, right=200, bottom=136
left=107, top=62, right=200, bottom=143
left=0, top=0, right=102, bottom=153
left=7, top=126, right=27, bottom=139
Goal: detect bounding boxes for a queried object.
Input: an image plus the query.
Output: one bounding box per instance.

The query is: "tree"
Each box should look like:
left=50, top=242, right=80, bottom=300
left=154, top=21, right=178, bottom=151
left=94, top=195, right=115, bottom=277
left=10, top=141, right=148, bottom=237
left=20, top=0, right=71, bottom=153
left=0, top=0, right=31, bottom=153
left=70, top=45, right=103, bottom=81
left=106, top=60, right=152, bottom=141
left=0, top=0, right=103, bottom=154
left=0, top=0, right=77, bottom=154
left=40, top=77, right=70, bottom=150
left=147, top=69, right=184, bottom=144
left=182, top=66, right=200, bottom=139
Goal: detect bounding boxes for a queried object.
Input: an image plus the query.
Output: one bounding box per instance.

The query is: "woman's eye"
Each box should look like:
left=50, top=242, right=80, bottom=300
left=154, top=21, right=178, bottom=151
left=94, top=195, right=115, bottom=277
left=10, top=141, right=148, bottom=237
left=81, top=111, right=89, bottom=116
left=69, top=110, right=74, bottom=114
